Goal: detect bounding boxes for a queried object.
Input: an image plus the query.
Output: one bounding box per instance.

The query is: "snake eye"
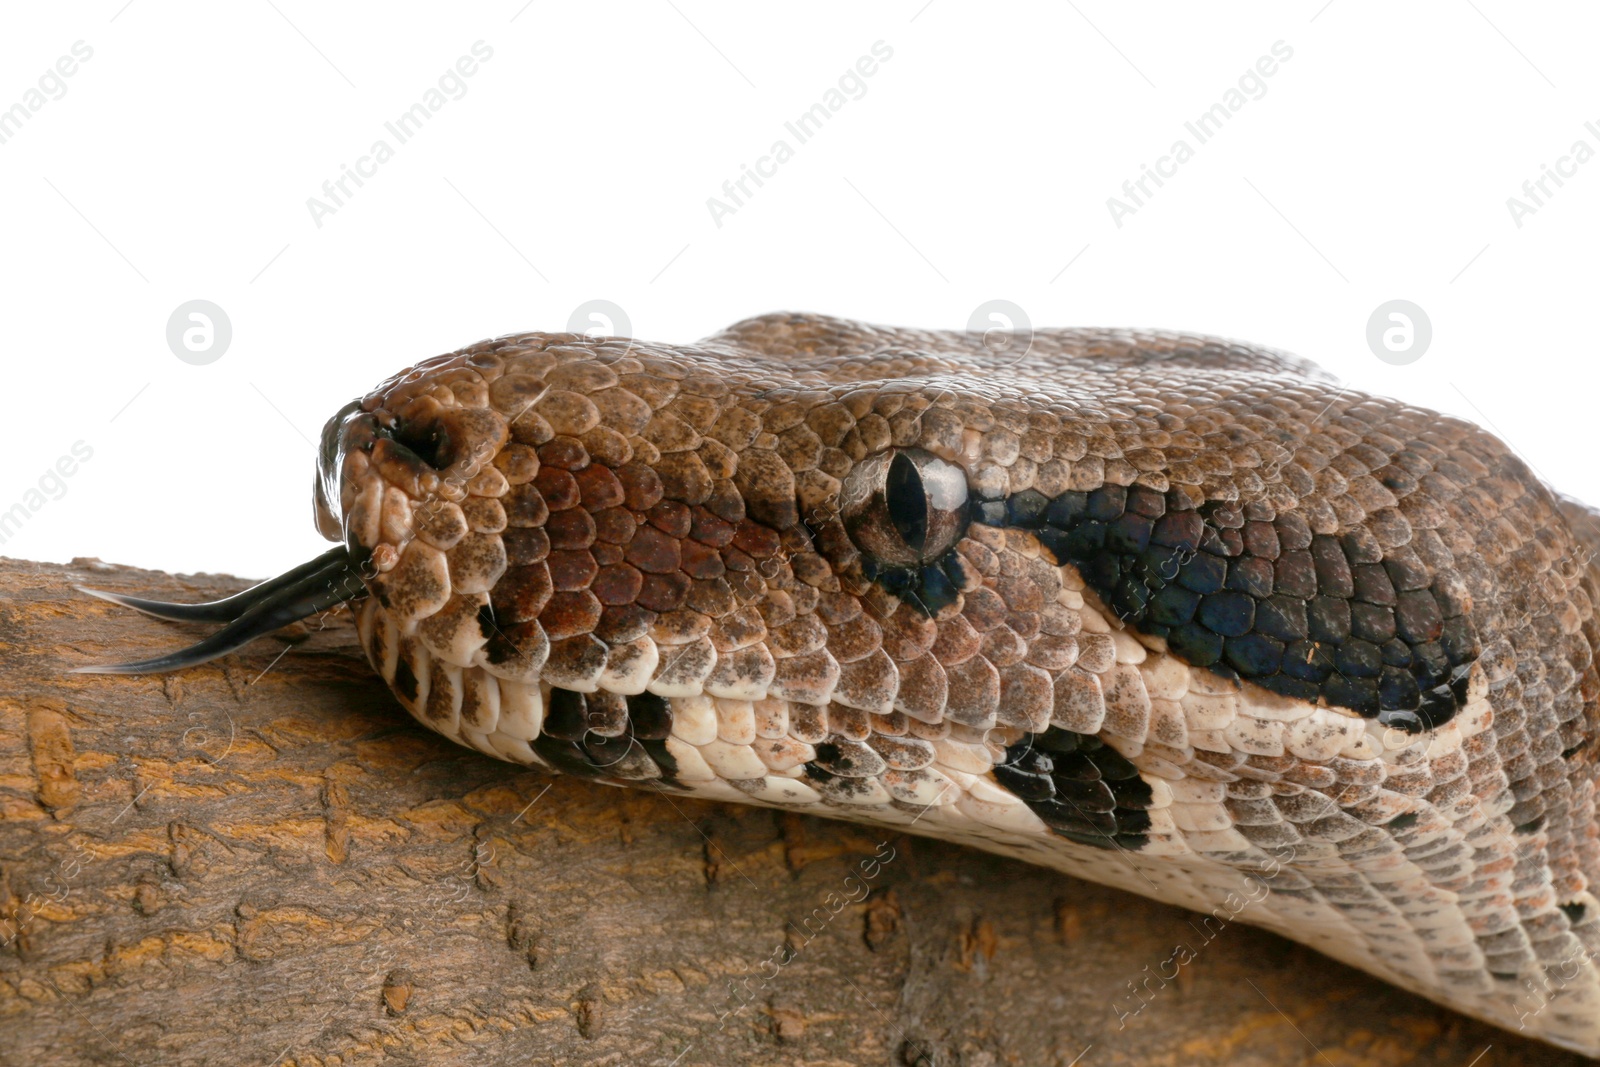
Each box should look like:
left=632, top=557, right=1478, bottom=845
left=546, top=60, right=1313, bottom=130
left=841, top=448, right=970, bottom=566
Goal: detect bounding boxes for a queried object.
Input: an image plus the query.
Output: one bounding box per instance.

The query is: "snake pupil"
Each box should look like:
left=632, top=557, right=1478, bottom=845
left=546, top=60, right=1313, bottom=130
left=835, top=449, right=974, bottom=616
left=885, top=451, right=928, bottom=554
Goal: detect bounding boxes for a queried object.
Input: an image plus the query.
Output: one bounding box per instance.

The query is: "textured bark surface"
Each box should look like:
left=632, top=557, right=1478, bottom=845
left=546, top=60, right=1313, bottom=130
left=0, top=556, right=1585, bottom=1067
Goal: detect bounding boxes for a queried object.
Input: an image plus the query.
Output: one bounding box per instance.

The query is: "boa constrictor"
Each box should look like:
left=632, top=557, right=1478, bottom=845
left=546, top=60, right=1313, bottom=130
left=78, top=313, right=1600, bottom=1054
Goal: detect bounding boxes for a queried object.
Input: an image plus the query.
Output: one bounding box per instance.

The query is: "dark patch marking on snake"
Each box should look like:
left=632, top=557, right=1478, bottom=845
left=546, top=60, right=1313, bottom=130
left=979, top=485, right=1481, bottom=731
left=994, top=725, right=1153, bottom=850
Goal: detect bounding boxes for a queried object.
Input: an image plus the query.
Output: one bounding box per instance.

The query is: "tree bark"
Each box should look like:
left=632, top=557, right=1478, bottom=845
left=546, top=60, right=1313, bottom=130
left=0, top=555, right=1581, bottom=1066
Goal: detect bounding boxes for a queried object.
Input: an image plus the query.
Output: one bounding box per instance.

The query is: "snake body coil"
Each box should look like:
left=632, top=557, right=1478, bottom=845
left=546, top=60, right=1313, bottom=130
left=81, top=314, right=1600, bottom=1054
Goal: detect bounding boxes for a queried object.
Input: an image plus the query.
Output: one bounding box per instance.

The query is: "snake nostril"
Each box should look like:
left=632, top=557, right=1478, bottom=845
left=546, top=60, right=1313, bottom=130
left=381, top=416, right=454, bottom=470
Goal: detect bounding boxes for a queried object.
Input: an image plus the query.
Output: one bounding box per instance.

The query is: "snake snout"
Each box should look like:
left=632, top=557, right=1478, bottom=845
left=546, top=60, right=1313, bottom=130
left=315, top=399, right=364, bottom=542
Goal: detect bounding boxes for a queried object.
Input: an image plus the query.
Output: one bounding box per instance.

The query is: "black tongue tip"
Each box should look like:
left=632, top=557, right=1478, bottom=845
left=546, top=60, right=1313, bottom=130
left=72, top=546, right=367, bottom=675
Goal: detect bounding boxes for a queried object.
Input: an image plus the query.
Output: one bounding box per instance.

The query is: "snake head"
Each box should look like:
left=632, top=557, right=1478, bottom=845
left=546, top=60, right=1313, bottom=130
left=71, top=313, right=1600, bottom=1054
left=324, top=333, right=703, bottom=764
left=317, top=325, right=1040, bottom=774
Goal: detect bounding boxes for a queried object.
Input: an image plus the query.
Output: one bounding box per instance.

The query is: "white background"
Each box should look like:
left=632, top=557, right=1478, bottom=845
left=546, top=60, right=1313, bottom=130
left=3, top=1, right=1597, bottom=581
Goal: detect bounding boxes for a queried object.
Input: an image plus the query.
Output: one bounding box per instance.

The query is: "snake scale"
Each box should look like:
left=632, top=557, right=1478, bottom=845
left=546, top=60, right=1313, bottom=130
left=78, top=313, right=1600, bottom=1054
